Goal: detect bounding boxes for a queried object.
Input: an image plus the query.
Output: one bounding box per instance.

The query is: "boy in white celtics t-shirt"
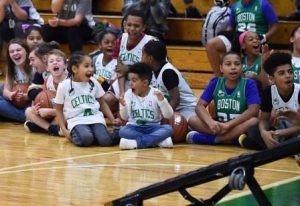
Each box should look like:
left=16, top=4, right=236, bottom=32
left=119, top=62, right=174, bottom=149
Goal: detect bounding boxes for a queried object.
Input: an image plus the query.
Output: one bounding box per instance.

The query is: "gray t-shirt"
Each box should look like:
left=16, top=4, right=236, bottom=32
left=57, top=0, right=95, bottom=28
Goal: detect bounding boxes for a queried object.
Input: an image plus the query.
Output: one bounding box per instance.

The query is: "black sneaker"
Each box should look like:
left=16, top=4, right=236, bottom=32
left=238, top=134, right=265, bottom=150
left=48, top=124, right=62, bottom=136
left=24, top=120, right=47, bottom=133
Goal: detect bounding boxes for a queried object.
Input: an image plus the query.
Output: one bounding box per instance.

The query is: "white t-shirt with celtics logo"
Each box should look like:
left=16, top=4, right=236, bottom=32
left=54, top=77, right=106, bottom=131
left=123, top=87, right=163, bottom=126
left=94, top=53, right=117, bottom=82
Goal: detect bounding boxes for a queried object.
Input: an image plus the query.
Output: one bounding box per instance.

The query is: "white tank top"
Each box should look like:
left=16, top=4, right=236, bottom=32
left=119, top=33, right=155, bottom=65
left=271, top=83, right=300, bottom=112
left=151, top=62, right=197, bottom=110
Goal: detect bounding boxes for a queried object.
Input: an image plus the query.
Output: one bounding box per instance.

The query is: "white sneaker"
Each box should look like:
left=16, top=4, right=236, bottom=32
left=119, top=138, right=137, bottom=150
left=157, top=137, right=173, bottom=148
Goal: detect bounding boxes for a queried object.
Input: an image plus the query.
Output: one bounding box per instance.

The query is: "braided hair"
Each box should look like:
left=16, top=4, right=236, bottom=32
left=67, top=51, right=94, bottom=94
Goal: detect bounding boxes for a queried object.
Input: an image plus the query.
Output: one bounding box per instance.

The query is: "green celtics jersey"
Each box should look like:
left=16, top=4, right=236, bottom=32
left=235, top=0, right=268, bottom=35
left=292, top=56, right=300, bottom=83
left=242, top=54, right=262, bottom=76
left=213, top=77, right=247, bottom=122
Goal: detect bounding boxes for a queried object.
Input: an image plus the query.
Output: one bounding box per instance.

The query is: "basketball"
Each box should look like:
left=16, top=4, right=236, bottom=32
left=207, top=100, right=216, bottom=119
left=33, top=90, right=56, bottom=108
left=12, top=83, right=30, bottom=108
left=170, top=112, right=188, bottom=143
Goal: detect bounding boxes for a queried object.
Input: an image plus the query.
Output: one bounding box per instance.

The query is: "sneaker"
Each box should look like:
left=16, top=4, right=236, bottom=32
left=238, top=134, right=247, bottom=147
left=24, top=120, right=47, bottom=133
left=157, top=137, right=173, bottom=148
left=238, top=134, right=263, bottom=150
left=186, top=131, right=216, bottom=144
left=48, top=124, right=63, bottom=137
left=119, top=138, right=137, bottom=150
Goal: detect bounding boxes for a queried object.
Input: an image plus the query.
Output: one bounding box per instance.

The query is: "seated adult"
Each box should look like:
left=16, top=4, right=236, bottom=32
left=0, top=0, right=43, bottom=53
left=206, top=0, right=278, bottom=76
left=42, top=0, right=95, bottom=53
left=122, top=0, right=170, bottom=41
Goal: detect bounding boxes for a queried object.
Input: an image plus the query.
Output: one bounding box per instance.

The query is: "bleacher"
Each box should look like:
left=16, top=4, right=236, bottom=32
left=2, top=0, right=297, bottom=93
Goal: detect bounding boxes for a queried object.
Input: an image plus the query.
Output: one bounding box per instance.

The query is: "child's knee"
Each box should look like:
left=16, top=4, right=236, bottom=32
left=248, top=117, right=259, bottom=126
left=71, top=130, right=94, bottom=147
left=97, top=135, right=114, bottom=146
left=25, top=107, right=33, bottom=117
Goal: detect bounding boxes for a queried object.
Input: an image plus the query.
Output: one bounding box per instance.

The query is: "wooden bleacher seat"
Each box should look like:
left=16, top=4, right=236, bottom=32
left=36, top=13, right=298, bottom=90
left=32, top=0, right=51, bottom=12
left=31, top=0, right=295, bottom=18
left=93, top=0, right=294, bottom=17
left=29, top=0, right=298, bottom=91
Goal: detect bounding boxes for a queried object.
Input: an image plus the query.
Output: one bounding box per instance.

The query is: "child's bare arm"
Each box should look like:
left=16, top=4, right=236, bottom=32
left=225, top=104, right=259, bottom=130
left=277, top=109, right=300, bottom=125
left=259, top=111, right=279, bottom=148
left=55, top=104, right=70, bottom=140
left=155, top=90, right=173, bottom=119
left=116, top=59, right=128, bottom=95
left=167, top=87, right=180, bottom=110
left=99, top=97, right=115, bottom=123
left=38, top=108, right=56, bottom=118
left=272, top=126, right=300, bottom=139
left=196, top=99, right=221, bottom=134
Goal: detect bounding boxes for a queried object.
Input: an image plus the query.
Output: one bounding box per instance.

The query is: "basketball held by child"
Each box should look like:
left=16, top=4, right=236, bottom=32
left=170, top=112, right=188, bottom=143
left=34, top=90, right=56, bottom=108
left=207, top=100, right=216, bottom=119
left=12, top=83, right=30, bottom=108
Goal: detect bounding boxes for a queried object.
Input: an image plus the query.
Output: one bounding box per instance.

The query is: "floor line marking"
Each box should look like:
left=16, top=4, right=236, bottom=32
left=0, top=149, right=150, bottom=172
left=0, top=163, right=202, bottom=175
left=219, top=175, right=300, bottom=203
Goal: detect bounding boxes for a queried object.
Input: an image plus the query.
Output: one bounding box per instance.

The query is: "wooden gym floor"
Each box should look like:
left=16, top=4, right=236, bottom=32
left=0, top=121, right=300, bottom=205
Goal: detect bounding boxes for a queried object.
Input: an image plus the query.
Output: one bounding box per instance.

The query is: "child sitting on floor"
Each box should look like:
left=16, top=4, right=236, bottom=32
left=119, top=62, right=174, bottom=149
left=186, top=51, right=260, bottom=145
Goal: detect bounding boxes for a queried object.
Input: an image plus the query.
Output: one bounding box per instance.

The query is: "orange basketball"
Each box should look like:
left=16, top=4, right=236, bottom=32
left=170, top=112, right=188, bottom=143
left=34, top=90, right=56, bottom=108
left=12, top=83, right=30, bottom=108
left=207, top=101, right=216, bottom=119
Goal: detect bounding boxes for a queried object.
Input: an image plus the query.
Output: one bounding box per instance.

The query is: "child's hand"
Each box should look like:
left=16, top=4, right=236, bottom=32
left=261, top=130, right=279, bottom=148
left=215, top=122, right=229, bottom=135
left=38, top=108, right=54, bottom=119
left=209, top=120, right=221, bottom=134
left=261, top=44, right=274, bottom=65
left=9, top=90, right=18, bottom=101
left=113, top=118, right=121, bottom=127
left=115, top=58, right=128, bottom=77
left=154, top=90, right=164, bottom=101
left=32, top=103, right=41, bottom=115
left=48, top=17, right=59, bottom=27
left=119, top=93, right=126, bottom=106
left=62, top=129, right=71, bottom=141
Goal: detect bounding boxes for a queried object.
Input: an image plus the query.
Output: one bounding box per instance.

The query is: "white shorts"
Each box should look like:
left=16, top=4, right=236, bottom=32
left=177, top=106, right=196, bottom=122
left=218, top=35, right=232, bottom=52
